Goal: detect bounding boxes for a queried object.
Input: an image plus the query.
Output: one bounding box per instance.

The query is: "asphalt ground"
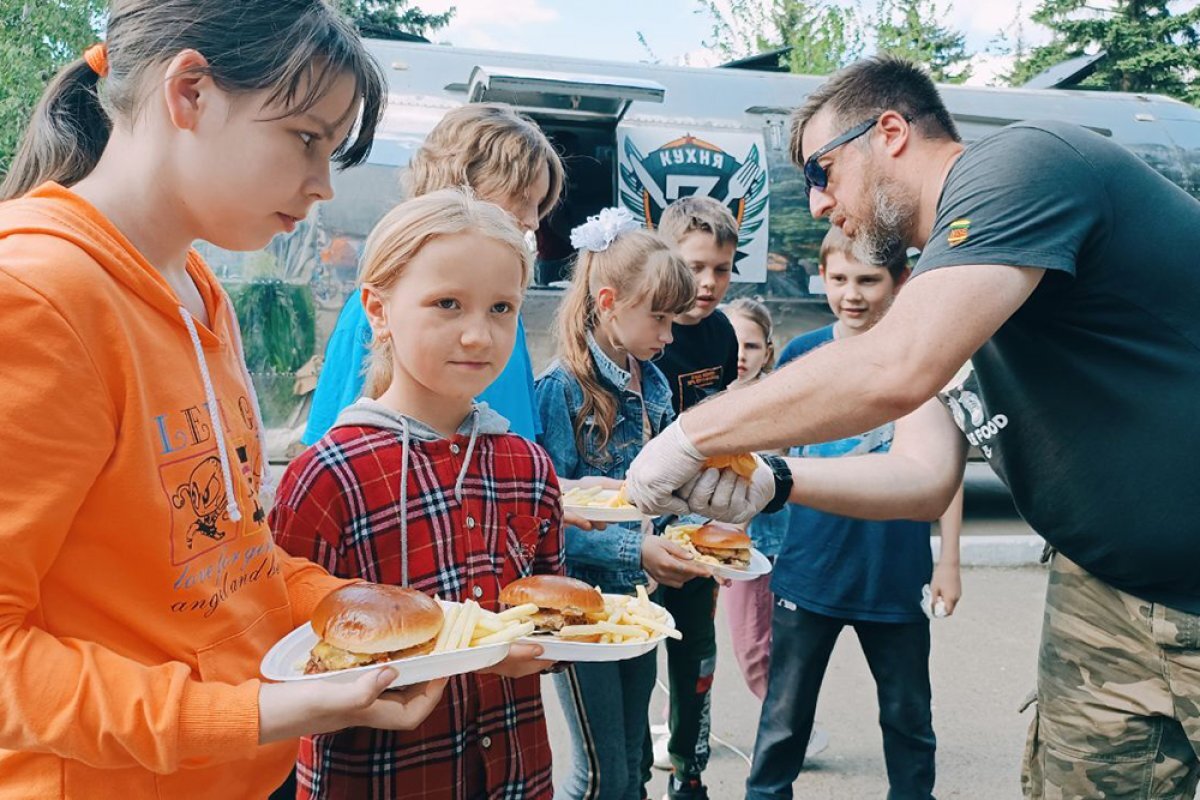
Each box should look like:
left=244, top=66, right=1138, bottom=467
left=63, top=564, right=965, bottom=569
left=544, top=564, right=1050, bottom=800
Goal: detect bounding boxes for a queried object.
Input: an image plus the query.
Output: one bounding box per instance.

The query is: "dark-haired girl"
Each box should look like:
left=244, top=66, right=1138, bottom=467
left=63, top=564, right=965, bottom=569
left=0, top=3, right=445, bottom=797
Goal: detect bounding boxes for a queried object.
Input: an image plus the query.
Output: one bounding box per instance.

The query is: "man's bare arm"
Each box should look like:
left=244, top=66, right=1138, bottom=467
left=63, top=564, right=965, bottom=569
left=783, top=396, right=968, bottom=522
left=683, top=264, right=1043, bottom=454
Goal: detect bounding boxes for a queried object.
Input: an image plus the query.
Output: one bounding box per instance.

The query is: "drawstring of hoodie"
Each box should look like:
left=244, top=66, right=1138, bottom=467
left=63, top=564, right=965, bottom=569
left=397, top=408, right=482, bottom=587
left=398, top=416, right=411, bottom=587
left=454, top=409, right=481, bottom=504
left=179, top=307, right=242, bottom=523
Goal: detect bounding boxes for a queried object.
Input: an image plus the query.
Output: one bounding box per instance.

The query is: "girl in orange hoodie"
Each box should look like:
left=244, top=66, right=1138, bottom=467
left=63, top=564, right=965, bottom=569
left=0, top=3, right=446, bottom=798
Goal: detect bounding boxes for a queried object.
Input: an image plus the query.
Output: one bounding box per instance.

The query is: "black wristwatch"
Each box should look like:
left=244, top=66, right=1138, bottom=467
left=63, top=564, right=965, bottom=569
left=758, top=453, right=793, bottom=515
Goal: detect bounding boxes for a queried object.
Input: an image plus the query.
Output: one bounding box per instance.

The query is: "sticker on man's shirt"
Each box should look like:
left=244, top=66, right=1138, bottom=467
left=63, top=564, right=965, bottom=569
left=948, top=218, right=971, bottom=247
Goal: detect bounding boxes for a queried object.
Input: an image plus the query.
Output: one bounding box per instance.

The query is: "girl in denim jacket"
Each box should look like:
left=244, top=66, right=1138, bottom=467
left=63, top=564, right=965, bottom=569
left=535, top=209, right=709, bottom=800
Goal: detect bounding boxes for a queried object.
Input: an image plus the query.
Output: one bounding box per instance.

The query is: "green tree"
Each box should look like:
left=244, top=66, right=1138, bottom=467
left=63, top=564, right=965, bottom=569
left=1007, top=0, right=1200, bottom=103
left=333, top=0, right=454, bottom=40
left=0, top=0, right=103, bottom=180
left=871, top=0, right=972, bottom=83
left=986, top=2, right=1033, bottom=86
left=696, top=0, right=865, bottom=74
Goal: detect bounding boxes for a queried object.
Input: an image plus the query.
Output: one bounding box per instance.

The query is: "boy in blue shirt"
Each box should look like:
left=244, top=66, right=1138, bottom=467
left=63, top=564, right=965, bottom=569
left=746, top=227, right=962, bottom=800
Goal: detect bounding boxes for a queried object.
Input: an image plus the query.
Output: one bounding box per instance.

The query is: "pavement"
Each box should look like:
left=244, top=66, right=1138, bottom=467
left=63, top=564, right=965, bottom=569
left=544, top=565, right=1050, bottom=799
left=541, top=471, right=1056, bottom=800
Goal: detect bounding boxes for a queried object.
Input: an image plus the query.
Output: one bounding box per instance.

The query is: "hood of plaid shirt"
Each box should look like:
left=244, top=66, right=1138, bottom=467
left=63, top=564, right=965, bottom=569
left=329, top=398, right=513, bottom=586
left=332, top=398, right=511, bottom=439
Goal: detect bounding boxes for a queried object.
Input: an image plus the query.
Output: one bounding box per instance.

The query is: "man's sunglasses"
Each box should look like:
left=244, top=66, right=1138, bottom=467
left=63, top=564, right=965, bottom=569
left=802, top=117, right=878, bottom=198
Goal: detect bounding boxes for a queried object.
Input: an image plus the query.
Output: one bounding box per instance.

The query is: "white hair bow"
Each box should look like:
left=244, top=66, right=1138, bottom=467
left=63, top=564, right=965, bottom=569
left=570, top=206, right=640, bottom=252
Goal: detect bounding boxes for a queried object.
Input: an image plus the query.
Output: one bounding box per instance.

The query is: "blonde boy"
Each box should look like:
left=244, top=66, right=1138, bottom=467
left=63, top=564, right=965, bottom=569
left=647, top=195, right=740, bottom=800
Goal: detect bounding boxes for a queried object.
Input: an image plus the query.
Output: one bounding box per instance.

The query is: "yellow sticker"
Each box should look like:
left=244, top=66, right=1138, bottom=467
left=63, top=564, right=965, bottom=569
left=948, top=218, right=971, bottom=247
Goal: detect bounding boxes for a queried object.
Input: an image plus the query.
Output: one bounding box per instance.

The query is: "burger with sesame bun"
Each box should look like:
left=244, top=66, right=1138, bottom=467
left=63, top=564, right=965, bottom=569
left=305, top=584, right=444, bottom=674
left=499, top=575, right=605, bottom=641
left=688, top=522, right=753, bottom=569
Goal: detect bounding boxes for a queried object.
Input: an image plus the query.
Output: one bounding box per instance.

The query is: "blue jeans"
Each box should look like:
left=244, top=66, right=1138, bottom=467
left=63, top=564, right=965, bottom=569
left=554, top=651, right=658, bottom=800
left=746, top=600, right=936, bottom=800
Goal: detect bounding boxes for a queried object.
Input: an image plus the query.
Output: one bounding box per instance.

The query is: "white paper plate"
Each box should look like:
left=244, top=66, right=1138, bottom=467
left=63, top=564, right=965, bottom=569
left=260, top=622, right=510, bottom=688
left=519, top=600, right=676, bottom=662
left=563, top=490, right=645, bottom=523
left=710, top=548, right=773, bottom=582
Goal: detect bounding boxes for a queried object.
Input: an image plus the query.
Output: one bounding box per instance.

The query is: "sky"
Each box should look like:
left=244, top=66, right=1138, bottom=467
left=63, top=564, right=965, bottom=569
left=416, top=0, right=1055, bottom=85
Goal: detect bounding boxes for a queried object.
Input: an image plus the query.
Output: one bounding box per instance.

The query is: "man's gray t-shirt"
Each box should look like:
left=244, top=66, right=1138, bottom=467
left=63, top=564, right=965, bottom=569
left=916, top=120, right=1200, bottom=613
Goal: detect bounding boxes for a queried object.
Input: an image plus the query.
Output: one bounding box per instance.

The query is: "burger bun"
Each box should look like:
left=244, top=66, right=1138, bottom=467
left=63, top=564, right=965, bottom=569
left=500, top=575, right=605, bottom=615
left=689, top=522, right=752, bottom=552
left=311, top=584, right=443, bottom=655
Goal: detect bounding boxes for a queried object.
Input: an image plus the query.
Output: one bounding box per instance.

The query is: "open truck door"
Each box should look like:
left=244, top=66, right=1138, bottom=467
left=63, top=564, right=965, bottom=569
left=463, top=66, right=668, bottom=285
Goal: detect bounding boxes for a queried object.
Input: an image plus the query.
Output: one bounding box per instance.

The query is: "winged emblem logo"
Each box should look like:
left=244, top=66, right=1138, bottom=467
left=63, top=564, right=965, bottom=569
left=619, top=134, right=768, bottom=274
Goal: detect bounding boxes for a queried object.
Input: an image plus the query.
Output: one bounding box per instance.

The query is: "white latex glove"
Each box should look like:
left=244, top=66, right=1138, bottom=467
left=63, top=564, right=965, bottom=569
left=677, top=455, right=776, bottom=525
left=624, top=419, right=706, bottom=517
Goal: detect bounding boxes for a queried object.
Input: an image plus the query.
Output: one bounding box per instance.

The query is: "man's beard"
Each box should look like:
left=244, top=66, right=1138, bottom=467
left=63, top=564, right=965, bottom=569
left=851, top=168, right=917, bottom=267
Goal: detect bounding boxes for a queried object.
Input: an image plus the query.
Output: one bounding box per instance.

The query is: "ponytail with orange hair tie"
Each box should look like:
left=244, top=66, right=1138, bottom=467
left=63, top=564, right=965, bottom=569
left=83, top=43, right=109, bottom=78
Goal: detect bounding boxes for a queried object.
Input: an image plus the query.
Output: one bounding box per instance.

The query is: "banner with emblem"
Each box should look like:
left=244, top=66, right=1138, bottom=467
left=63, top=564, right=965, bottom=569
left=617, top=126, right=770, bottom=283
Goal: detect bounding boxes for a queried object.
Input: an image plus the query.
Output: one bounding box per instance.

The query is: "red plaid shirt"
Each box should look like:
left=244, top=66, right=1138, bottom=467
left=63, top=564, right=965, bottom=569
left=272, top=422, right=564, bottom=800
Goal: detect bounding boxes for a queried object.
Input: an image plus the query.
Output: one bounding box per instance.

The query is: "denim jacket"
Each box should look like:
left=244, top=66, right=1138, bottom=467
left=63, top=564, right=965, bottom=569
left=534, top=335, right=675, bottom=593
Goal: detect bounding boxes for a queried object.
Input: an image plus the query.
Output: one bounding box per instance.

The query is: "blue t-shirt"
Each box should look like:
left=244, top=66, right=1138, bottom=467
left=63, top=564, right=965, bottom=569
left=771, top=324, right=932, bottom=623
left=302, top=293, right=542, bottom=444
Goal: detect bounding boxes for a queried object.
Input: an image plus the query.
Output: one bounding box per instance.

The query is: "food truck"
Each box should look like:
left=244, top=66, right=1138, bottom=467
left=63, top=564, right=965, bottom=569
left=199, top=37, right=1200, bottom=454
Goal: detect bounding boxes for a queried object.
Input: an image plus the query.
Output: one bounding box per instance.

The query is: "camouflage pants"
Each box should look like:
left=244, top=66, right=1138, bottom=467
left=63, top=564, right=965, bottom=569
left=1022, top=554, right=1200, bottom=799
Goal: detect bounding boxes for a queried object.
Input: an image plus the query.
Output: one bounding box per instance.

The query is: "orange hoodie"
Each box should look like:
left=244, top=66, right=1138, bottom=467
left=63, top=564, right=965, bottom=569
left=0, top=184, right=348, bottom=798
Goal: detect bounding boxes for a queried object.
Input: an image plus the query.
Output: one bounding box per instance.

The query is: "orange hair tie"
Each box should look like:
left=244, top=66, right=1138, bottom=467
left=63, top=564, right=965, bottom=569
left=83, top=44, right=109, bottom=78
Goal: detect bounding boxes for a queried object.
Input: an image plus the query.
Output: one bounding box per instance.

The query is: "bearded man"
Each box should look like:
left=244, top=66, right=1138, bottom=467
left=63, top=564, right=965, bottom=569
left=626, top=55, right=1200, bottom=798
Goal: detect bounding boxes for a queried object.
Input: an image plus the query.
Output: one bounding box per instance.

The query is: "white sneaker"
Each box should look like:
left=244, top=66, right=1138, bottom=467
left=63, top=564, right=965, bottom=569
left=805, top=726, right=830, bottom=759
left=652, top=732, right=671, bottom=770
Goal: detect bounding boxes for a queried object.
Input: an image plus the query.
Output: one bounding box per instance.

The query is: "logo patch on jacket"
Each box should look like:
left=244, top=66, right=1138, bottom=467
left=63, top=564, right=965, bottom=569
left=948, top=218, right=971, bottom=247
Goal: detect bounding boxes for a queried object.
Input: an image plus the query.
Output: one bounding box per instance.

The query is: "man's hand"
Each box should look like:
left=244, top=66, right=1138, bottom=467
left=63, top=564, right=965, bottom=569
left=677, top=456, right=775, bottom=525
left=479, top=642, right=556, bottom=679
left=640, top=535, right=712, bottom=588
left=929, top=562, right=962, bottom=617
left=625, top=421, right=707, bottom=517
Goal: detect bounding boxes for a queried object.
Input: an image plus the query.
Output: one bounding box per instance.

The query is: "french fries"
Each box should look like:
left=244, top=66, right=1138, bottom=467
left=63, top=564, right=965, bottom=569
left=495, top=581, right=682, bottom=644
left=662, top=524, right=723, bottom=567
left=558, top=622, right=644, bottom=639
left=429, top=600, right=536, bottom=654
left=496, top=603, right=539, bottom=622
left=561, top=485, right=637, bottom=510
left=605, top=485, right=631, bottom=508
left=418, top=582, right=682, bottom=654
left=473, top=620, right=536, bottom=646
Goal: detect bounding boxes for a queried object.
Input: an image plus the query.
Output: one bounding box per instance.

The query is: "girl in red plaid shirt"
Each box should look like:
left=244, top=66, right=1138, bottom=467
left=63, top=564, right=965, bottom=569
left=272, top=190, right=564, bottom=800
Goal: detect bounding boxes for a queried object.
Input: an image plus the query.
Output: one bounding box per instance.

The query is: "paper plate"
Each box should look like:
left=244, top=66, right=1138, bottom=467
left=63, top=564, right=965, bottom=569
left=260, top=622, right=510, bottom=689
left=710, top=548, right=773, bottom=582
left=519, top=601, right=676, bottom=662
left=563, top=503, right=646, bottom=523
left=562, top=489, right=645, bottom=523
